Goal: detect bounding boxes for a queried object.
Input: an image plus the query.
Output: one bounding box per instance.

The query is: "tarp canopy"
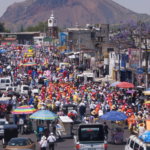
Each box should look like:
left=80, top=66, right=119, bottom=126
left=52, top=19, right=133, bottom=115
left=61, top=49, right=71, bottom=55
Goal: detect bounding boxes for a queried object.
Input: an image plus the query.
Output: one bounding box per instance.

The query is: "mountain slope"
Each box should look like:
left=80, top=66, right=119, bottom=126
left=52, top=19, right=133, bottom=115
left=0, top=0, right=150, bottom=31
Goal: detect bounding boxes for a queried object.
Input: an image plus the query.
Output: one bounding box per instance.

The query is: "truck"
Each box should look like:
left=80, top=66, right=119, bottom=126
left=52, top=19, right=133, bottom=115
left=74, top=123, right=107, bottom=150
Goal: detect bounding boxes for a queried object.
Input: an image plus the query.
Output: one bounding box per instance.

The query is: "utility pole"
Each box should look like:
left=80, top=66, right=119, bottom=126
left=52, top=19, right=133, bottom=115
left=139, top=22, right=142, bottom=85
left=118, top=41, right=120, bottom=81
left=79, top=30, right=81, bottom=65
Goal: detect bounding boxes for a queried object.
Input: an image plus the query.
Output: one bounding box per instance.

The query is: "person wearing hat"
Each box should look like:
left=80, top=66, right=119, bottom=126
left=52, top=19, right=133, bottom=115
left=40, top=136, right=47, bottom=150
left=47, top=132, right=57, bottom=150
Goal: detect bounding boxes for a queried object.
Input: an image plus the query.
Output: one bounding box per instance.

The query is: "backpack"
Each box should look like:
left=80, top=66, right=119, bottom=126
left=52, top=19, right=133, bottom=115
left=70, top=113, right=74, bottom=120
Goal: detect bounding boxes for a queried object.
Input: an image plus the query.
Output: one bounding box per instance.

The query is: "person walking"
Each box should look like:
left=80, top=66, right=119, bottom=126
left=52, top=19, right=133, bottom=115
left=103, top=122, right=110, bottom=141
left=40, top=136, right=48, bottom=150
left=47, top=132, right=57, bottom=150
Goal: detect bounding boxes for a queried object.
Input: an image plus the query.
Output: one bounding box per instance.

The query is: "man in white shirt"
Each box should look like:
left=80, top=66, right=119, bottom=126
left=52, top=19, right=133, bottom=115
left=47, top=132, right=56, bottom=150
left=40, top=136, right=47, bottom=150
left=12, top=95, right=17, bottom=110
left=55, top=100, right=61, bottom=112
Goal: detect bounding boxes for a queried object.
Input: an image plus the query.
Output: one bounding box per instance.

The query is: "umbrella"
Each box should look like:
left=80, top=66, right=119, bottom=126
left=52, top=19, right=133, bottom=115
left=110, top=82, right=121, bottom=87
left=136, top=86, right=145, bottom=89
left=0, top=49, right=7, bottom=53
left=126, top=90, right=134, bottom=93
left=117, top=82, right=134, bottom=88
left=29, top=110, right=58, bottom=120
left=143, top=91, right=150, bottom=95
left=0, top=97, right=11, bottom=104
left=23, top=62, right=37, bottom=66
left=100, top=111, right=128, bottom=121
left=144, top=101, right=150, bottom=104
left=12, top=105, right=37, bottom=114
left=146, top=88, right=150, bottom=91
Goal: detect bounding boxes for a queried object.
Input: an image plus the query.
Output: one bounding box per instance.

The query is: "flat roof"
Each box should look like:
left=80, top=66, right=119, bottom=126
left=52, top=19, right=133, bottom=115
left=0, top=32, right=40, bottom=35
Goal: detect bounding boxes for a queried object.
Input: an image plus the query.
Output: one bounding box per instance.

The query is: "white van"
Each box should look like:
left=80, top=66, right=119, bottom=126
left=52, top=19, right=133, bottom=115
left=16, top=85, right=29, bottom=95
left=59, top=63, right=70, bottom=69
left=125, top=135, right=150, bottom=150
left=77, top=72, right=95, bottom=84
left=0, top=78, right=11, bottom=90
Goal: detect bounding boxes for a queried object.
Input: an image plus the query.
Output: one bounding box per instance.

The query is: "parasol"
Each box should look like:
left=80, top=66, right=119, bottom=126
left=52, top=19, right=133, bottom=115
left=117, top=82, right=134, bottom=88
left=126, top=90, right=134, bottom=93
left=23, top=62, right=37, bottom=67
left=101, top=111, right=128, bottom=121
left=0, top=97, right=11, bottom=104
left=110, top=82, right=121, bottom=87
left=12, top=105, right=37, bottom=114
left=29, top=110, right=58, bottom=120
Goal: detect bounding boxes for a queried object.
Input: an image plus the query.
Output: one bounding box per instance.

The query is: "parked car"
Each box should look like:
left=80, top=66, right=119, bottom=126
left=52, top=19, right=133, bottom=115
left=125, top=135, right=150, bottom=150
left=0, top=77, right=12, bottom=90
left=0, top=119, right=7, bottom=137
left=5, top=137, right=36, bottom=150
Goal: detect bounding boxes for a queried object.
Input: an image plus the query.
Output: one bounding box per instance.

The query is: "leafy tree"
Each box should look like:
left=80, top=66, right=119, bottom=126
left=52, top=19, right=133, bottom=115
left=111, top=20, right=150, bottom=86
left=20, top=24, right=24, bottom=32
left=25, top=21, right=61, bottom=32
left=0, top=22, right=5, bottom=32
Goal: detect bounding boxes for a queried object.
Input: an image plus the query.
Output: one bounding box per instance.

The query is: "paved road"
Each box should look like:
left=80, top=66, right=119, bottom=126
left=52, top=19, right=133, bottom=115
left=0, top=109, right=129, bottom=150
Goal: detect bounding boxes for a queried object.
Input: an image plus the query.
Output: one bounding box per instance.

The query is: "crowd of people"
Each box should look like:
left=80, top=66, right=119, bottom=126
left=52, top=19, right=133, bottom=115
left=0, top=44, right=149, bottom=149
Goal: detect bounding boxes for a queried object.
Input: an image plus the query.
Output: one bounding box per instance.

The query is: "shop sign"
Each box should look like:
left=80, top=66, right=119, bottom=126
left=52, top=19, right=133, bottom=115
left=137, top=68, right=143, bottom=74
left=128, top=48, right=140, bottom=69
left=104, top=52, right=109, bottom=58
left=148, top=68, right=150, bottom=74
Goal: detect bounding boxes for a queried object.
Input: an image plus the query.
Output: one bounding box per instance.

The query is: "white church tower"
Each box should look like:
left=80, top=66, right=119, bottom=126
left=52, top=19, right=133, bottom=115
left=48, top=11, right=58, bottom=38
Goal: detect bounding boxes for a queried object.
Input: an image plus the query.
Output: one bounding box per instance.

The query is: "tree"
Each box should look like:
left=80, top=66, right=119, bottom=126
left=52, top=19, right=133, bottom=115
left=111, top=20, right=150, bottom=86
left=20, top=24, right=24, bottom=32
left=0, top=22, right=5, bottom=32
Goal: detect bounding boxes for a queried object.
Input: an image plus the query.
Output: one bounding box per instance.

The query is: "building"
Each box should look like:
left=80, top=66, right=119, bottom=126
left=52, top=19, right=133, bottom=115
left=0, top=32, right=40, bottom=45
left=33, top=32, right=46, bottom=45
left=47, top=12, right=58, bottom=38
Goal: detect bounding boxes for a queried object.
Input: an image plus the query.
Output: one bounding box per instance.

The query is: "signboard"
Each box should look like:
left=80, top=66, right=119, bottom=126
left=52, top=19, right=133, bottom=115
left=128, top=49, right=140, bottom=69
left=148, top=68, right=150, bottom=74
left=59, top=32, right=67, bottom=44
left=57, top=46, right=67, bottom=50
left=137, top=68, right=143, bottom=74
left=137, top=74, right=143, bottom=80
left=104, top=52, right=109, bottom=58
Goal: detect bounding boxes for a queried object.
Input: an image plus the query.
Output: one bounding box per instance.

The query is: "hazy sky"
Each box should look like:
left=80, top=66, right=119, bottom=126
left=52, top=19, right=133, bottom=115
left=0, top=0, right=150, bottom=17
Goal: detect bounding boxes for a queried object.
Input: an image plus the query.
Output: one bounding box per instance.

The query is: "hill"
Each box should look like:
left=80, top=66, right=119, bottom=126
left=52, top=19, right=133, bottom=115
left=0, top=0, right=150, bottom=31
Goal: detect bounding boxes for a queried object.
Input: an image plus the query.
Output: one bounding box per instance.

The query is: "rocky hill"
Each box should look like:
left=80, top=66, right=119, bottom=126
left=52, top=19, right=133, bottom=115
left=1, top=0, right=150, bottom=31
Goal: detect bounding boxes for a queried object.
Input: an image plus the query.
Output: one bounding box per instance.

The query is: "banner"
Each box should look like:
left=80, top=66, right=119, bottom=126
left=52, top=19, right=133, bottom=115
left=128, top=48, right=139, bottom=69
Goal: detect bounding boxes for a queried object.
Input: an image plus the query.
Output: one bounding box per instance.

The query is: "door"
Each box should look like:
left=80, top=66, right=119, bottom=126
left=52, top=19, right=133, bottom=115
left=133, top=142, right=139, bottom=150
left=1, top=79, right=5, bottom=89
left=6, top=79, right=11, bottom=87
left=125, top=138, right=131, bottom=150
left=129, top=140, right=135, bottom=150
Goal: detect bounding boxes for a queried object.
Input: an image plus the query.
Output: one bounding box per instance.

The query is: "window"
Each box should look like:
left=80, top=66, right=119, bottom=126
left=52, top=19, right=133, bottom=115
left=140, top=146, right=144, bottom=150
left=127, top=138, right=130, bottom=144
left=6, top=79, right=10, bottom=83
left=130, top=140, right=134, bottom=149
left=39, top=39, right=42, bottom=41
left=23, top=87, right=29, bottom=90
left=134, top=143, right=139, bottom=150
left=1, top=79, right=5, bottom=83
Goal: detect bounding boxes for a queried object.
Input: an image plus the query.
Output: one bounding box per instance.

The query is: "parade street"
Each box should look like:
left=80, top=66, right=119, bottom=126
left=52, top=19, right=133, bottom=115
left=0, top=109, right=129, bottom=150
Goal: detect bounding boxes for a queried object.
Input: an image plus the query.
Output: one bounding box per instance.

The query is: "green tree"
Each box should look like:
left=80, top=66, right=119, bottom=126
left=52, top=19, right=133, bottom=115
left=0, top=22, right=5, bottom=32
left=20, top=24, right=24, bottom=32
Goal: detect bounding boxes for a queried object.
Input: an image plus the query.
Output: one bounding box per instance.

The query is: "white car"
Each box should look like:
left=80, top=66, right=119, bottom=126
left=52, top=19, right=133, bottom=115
left=0, top=119, right=7, bottom=137
left=125, top=135, right=150, bottom=150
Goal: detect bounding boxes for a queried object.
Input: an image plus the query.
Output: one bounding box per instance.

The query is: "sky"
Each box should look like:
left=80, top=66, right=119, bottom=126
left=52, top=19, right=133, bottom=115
left=0, top=0, right=150, bottom=17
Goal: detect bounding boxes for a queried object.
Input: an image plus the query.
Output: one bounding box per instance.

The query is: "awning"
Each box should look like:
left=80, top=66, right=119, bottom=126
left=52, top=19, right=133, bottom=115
left=61, top=49, right=71, bottom=54
left=68, top=55, right=75, bottom=59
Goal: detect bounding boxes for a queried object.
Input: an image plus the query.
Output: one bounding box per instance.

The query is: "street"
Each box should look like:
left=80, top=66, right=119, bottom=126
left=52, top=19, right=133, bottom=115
left=0, top=109, right=129, bottom=150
